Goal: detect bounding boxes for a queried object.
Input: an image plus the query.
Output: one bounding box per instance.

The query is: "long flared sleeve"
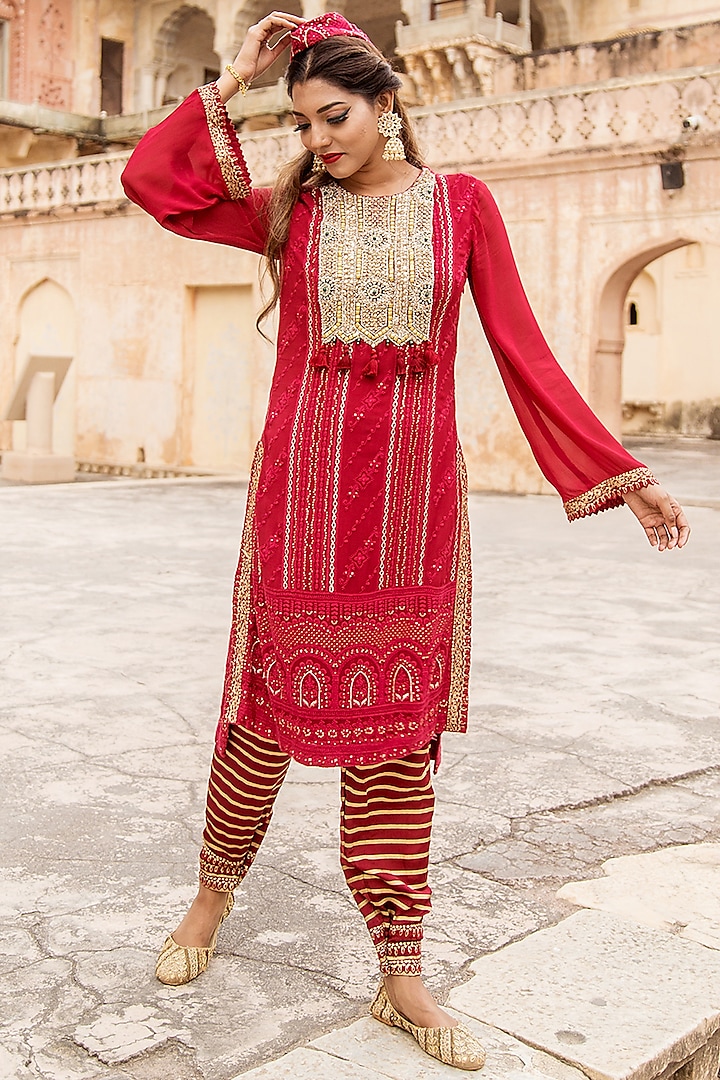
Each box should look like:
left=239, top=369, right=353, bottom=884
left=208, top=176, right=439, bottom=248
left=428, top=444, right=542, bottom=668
left=467, top=178, right=657, bottom=521
left=121, top=83, right=270, bottom=255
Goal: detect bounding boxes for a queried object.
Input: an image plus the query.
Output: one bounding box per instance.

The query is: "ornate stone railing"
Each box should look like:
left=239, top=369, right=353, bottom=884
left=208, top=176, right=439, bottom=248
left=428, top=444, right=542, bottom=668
left=0, top=154, right=128, bottom=215
left=413, top=67, right=720, bottom=166
left=244, top=68, right=720, bottom=180
left=1, top=68, right=718, bottom=216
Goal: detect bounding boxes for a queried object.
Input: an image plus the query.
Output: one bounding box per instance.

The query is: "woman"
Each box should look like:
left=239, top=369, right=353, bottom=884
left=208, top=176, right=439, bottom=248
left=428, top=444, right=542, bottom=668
left=121, top=11, right=690, bottom=1072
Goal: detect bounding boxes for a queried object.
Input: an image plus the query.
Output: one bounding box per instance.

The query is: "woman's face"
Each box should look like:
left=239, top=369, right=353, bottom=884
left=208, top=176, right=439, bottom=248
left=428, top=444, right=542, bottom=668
left=290, top=78, right=391, bottom=179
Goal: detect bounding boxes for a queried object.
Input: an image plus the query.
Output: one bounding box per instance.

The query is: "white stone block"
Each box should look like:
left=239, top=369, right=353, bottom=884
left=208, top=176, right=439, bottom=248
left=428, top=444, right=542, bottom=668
left=448, top=910, right=720, bottom=1080
left=557, top=843, right=720, bottom=951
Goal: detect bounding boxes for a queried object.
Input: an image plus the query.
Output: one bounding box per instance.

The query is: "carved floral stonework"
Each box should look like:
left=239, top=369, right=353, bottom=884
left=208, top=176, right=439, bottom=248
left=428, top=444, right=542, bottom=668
left=0, top=69, right=718, bottom=217
left=27, top=0, right=72, bottom=109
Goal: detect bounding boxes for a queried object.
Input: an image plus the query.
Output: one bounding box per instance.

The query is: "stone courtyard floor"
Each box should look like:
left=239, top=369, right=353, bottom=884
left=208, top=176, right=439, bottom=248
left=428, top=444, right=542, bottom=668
left=1, top=436, right=719, bottom=1080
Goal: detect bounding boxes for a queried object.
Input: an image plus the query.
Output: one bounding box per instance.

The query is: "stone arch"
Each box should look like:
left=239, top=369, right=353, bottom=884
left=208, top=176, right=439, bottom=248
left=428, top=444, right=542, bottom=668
left=590, top=239, right=691, bottom=436
left=529, top=0, right=570, bottom=48
left=14, top=278, right=77, bottom=457
left=625, top=269, right=658, bottom=335
left=621, top=243, right=720, bottom=437
left=154, top=5, right=219, bottom=105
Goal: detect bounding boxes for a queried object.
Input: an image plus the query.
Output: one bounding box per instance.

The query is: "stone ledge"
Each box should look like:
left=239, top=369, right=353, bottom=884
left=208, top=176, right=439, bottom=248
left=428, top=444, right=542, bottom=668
left=448, top=909, right=720, bottom=1080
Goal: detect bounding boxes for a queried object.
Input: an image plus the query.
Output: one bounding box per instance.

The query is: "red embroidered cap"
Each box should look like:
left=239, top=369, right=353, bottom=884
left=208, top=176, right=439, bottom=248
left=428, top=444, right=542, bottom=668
left=289, top=11, right=371, bottom=59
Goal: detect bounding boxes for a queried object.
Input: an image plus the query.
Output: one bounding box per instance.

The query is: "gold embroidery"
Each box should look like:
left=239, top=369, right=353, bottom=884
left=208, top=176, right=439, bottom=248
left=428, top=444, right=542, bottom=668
left=446, top=445, right=472, bottom=733
left=564, top=467, right=658, bottom=521
left=197, top=83, right=251, bottom=200
left=221, top=441, right=263, bottom=729
left=318, top=170, right=435, bottom=347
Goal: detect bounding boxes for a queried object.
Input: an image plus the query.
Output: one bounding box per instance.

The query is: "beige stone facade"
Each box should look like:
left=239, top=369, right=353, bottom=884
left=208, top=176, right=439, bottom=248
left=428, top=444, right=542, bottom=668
left=1, top=2, right=719, bottom=487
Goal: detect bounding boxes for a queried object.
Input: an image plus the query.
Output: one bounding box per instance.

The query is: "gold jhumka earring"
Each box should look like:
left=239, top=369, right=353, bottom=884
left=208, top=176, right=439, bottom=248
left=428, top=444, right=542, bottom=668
left=312, top=154, right=326, bottom=174
left=377, top=111, right=406, bottom=161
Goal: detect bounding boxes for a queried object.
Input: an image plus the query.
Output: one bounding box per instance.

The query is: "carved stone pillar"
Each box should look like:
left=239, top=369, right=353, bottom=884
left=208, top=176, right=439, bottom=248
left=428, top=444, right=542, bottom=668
left=464, top=41, right=497, bottom=96
left=423, top=48, right=455, bottom=104
left=445, top=46, right=476, bottom=99
left=403, top=52, right=434, bottom=106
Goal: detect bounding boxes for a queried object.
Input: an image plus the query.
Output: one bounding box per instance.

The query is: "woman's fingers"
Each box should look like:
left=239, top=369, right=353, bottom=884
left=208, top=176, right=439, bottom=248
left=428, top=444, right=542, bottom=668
left=658, top=492, right=679, bottom=549
left=625, top=486, right=690, bottom=551
left=251, top=11, right=305, bottom=41
left=675, top=506, right=691, bottom=548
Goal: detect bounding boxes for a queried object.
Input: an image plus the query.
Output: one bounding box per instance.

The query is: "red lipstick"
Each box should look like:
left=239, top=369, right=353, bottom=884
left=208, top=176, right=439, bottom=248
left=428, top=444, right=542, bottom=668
left=321, top=153, right=343, bottom=164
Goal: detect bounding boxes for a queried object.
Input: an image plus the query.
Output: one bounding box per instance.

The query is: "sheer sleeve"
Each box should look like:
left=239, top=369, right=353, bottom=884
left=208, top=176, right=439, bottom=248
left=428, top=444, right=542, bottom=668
left=467, top=178, right=657, bottom=521
left=121, top=83, right=270, bottom=255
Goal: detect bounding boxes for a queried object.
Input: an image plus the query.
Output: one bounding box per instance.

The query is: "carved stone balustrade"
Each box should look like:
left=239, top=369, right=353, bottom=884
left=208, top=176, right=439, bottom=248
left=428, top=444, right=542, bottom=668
left=0, top=68, right=718, bottom=218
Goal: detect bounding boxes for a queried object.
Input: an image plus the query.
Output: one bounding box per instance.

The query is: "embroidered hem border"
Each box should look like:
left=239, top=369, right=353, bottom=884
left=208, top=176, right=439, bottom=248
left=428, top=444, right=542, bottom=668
left=199, top=844, right=254, bottom=892
left=371, top=921, right=423, bottom=976
left=238, top=711, right=449, bottom=769
left=563, top=467, right=659, bottom=521
left=197, top=83, right=252, bottom=200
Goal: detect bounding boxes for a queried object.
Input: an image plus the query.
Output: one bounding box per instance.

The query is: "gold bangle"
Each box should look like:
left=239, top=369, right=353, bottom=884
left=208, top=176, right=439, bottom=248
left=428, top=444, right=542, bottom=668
left=225, top=63, right=251, bottom=95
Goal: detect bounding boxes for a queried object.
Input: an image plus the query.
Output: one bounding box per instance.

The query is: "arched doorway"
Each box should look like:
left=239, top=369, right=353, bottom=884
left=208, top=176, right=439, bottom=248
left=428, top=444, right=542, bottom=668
left=154, top=5, right=219, bottom=106
left=591, top=240, right=690, bottom=438
left=622, top=243, right=720, bottom=437
left=14, top=279, right=76, bottom=457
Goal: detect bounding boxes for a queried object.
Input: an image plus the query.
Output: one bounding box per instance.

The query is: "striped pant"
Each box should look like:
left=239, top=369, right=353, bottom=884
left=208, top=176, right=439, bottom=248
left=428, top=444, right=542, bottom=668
left=199, top=724, right=435, bottom=975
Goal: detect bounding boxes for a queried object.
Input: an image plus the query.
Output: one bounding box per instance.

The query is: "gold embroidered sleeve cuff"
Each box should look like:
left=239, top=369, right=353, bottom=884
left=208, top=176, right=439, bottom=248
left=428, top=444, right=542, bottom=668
left=563, top=467, right=659, bottom=522
left=197, top=83, right=252, bottom=200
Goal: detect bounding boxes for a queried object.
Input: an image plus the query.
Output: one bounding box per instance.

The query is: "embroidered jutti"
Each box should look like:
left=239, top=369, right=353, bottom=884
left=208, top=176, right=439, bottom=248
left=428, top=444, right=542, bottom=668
left=122, top=85, right=657, bottom=769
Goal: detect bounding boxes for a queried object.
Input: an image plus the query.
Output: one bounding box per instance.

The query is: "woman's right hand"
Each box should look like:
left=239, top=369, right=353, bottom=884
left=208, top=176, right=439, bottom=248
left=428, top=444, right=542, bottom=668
left=225, top=11, right=305, bottom=93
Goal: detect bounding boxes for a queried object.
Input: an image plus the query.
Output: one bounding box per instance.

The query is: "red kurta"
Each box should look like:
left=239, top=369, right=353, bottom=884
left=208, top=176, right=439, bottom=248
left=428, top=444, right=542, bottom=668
left=122, top=85, right=656, bottom=768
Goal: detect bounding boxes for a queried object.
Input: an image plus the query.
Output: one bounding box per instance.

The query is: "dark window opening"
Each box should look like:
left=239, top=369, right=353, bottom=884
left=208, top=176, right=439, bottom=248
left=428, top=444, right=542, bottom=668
left=101, top=37, right=124, bottom=115
left=203, top=67, right=220, bottom=84
left=628, top=302, right=639, bottom=326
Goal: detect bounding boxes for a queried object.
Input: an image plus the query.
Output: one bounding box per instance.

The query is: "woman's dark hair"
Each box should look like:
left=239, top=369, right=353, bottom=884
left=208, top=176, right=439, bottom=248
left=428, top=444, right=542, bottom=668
left=258, top=36, right=424, bottom=331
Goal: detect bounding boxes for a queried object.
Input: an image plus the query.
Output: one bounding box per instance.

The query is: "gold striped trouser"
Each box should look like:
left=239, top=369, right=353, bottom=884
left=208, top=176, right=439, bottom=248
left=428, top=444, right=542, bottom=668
left=199, top=723, right=435, bottom=975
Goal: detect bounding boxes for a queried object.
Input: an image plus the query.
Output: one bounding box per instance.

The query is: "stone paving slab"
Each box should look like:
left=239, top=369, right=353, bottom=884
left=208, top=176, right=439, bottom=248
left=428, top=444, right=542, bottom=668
left=309, top=1015, right=588, bottom=1080
left=237, top=1046, right=390, bottom=1079
left=557, top=843, right=720, bottom=950
left=448, top=909, right=720, bottom=1080
left=1, top=448, right=719, bottom=1079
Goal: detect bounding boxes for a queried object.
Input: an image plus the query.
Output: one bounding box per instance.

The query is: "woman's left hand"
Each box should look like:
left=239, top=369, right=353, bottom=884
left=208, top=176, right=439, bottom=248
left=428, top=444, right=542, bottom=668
left=622, top=485, right=691, bottom=551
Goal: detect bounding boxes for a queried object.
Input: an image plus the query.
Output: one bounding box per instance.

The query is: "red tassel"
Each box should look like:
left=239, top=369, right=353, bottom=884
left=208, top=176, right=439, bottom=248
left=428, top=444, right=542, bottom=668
left=362, top=355, right=379, bottom=378
left=407, top=345, right=425, bottom=374
left=310, top=342, right=330, bottom=368
left=332, top=339, right=351, bottom=370
left=310, top=339, right=438, bottom=377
